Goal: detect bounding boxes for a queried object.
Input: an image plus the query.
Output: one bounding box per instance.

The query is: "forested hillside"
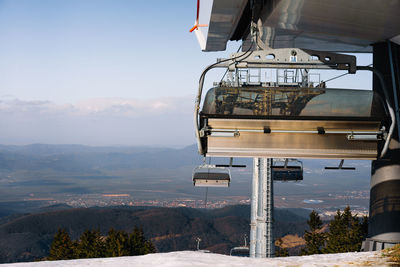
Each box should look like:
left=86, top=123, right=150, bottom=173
left=0, top=205, right=308, bottom=263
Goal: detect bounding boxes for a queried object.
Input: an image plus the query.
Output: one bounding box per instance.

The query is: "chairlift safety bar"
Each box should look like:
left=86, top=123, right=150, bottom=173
left=203, top=128, right=384, bottom=141
left=194, top=164, right=224, bottom=169
left=325, top=159, right=356, bottom=170
left=206, top=128, right=383, bottom=135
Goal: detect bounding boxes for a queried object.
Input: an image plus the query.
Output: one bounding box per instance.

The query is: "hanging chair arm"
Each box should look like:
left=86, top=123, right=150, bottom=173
left=195, top=60, right=233, bottom=155
left=356, top=66, right=395, bottom=159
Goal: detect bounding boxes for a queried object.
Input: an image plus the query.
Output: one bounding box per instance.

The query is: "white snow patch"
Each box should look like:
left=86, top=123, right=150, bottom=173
left=1, top=251, right=388, bottom=267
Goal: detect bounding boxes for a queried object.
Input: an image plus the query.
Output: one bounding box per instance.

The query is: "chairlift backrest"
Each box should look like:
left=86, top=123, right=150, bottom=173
left=272, top=159, right=303, bottom=181
left=197, top=86, right=388, bottom=159
left=192, top=164, right=231, bottom=187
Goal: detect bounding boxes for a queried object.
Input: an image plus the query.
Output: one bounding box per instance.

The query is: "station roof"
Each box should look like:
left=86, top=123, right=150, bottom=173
left=195, top=0, right=400, bottom=52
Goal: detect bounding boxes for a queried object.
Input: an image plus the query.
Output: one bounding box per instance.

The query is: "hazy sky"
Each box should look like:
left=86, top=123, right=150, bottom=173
left=0, top=0, right=373, bottom=147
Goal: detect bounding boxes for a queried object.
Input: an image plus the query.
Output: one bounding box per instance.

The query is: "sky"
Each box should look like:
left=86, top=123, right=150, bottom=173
left=0, top=0, right=373, bottom=147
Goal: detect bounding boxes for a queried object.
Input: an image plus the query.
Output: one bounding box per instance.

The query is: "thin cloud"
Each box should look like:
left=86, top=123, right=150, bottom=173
left=0, top=96, right=195, bottom=146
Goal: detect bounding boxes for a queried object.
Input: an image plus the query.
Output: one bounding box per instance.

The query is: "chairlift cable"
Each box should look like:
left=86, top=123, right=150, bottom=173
left=204, top=187, right=208, bottom=209
left=204, top=157, right=210, bottom=208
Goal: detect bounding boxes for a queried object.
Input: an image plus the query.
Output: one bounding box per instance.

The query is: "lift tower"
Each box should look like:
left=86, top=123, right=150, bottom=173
left=363, top=41, right=400, bottom=250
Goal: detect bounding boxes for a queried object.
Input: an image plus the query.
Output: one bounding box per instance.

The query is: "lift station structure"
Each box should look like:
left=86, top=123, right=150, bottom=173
left=191, top=0, right=400, bottom=258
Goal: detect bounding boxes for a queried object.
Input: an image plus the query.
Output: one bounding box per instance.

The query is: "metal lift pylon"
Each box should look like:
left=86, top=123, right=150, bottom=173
left=250, top=158, right=274, bottom=258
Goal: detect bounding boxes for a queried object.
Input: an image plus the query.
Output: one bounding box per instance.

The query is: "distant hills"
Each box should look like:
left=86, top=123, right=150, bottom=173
left=0, top=144, right=214, bottom=201
left=0, top=205, right=309, bottom=263
left=0, top=143, right=203, bottom=171
left=0, top=143, right=372, bottom=263
left=0, top=143, right=371, bottom=204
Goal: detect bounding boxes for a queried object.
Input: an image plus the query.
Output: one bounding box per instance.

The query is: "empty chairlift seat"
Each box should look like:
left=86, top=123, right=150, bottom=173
left=230, top=246, right=250, bottom=257
left=272, top=159, right=303, bottom=181
left=192, top=165, right=231, bottom=187
left=198, top=87, right=387, bottom=159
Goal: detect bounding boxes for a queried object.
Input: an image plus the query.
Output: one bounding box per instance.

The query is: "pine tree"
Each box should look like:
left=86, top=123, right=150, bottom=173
left=105, top=229, right=130, bottom=257
left=360, top=216, right=369, bottom=239
left=308, top=210, right=323, bottom=231
left=144, top=239, right=156, bottom=254
left=323, top=206, right=366, bottom=253
left=48, top=228, right=75, bottom=260
left=129, top=226, right=156, bottom=255
left=301, top=210, right=326, bottom=255
left=129, top=226, right=145, bottom=255
left=76, top=230, right=105, bottom=258
left=48, top=226, right=156, bottom=260
left=323, top=209, right=344, bottom=253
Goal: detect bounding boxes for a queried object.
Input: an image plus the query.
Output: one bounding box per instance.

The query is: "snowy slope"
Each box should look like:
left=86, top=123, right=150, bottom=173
left=1, top=251, right=390, bottom=267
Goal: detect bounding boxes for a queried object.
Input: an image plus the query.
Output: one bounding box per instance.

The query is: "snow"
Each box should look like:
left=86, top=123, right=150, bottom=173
left=1, top=251, right=389, bottom=267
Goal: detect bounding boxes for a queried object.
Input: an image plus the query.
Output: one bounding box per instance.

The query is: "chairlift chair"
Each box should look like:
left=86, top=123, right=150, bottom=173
left=194, top=48, right=394, bottom=160
left=230, top=234, right=249, bottom=257
left=198, top=86, right=387, bottom=160
left=192, top=164, right=231, bottom=187
left=230, top=246, right=250, bottom=257
left=272, top=159, right=303, bottom=181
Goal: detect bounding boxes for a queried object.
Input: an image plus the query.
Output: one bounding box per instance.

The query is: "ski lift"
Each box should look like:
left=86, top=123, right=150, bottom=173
left=192, top=164, right=231, bottom=187
left=230, top=246, right=249, bottom=257
left=230, top=234, right=249, bottom=257
left=272, top=159, right=303, bottom=181
left=198, top=86, right=387, bottom=160
left=195, top=237, right=210, bottom=253
left=194, top=48, right=394, bottom=160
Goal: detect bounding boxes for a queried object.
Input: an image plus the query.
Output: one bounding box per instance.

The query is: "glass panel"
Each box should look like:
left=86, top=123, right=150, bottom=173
left=202, top=87, right=385, bottom=118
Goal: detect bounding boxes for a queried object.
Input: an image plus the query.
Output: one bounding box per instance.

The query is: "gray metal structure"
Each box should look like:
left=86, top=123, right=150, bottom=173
left=194, top=48, right=396, bottom=257
left=250, top=158, right=274, bottom=257
left=195, top=48, right=394, bottom=159
left=192, top=0, right=400, bottom=254
left=195, top=0, right=400, bottom=52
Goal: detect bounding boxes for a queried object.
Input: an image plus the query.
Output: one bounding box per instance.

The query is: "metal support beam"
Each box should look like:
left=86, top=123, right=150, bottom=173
left=224, top=48, right=357, bottom=73
left=249, top=158, right=258, bottom=258
left=250, top=158, right=274, bottom=258
left=264, top=158, right=274, bottom=257
left=255, top=158, right=266, bottom=258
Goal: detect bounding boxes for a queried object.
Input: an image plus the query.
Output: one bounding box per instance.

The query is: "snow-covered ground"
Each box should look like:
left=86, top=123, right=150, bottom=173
left=1, top=251, right=390, bottom=267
